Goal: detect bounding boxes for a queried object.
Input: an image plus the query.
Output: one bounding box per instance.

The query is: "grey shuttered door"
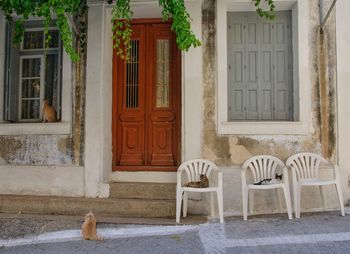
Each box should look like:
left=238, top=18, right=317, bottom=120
left=227, top=11, right=292, bottom=121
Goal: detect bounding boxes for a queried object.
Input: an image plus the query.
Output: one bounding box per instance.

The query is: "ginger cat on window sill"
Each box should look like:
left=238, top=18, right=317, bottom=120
left=42, top=99, right=57, bottom=122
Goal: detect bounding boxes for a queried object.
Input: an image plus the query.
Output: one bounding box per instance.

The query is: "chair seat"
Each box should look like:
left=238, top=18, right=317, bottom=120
left=248, top=183, right=285, bottom=190
left=299, top=179, right=336, bottom=186
left=182, top=186, right=218, bottom=192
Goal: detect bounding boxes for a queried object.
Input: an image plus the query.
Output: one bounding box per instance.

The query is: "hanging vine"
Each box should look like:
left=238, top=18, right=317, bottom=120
left=252, top=0, right=276, bottom=20
left=0, top=0, right=275, bottom=62
left=111, top=0, right=133, bottom=60
left=0, top=0, right=82, bottom=61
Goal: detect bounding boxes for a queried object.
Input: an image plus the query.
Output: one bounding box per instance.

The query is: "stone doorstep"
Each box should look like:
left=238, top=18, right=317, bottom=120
left=109, top=182, right=176, bottom=200
left=0, top=195, right=176, bottom=218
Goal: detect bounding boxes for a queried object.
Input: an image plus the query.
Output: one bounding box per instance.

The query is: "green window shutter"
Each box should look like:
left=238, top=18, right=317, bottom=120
left=259, top=20, right=274, bottom=120
left=227, top=11, right=293, bottom=121
left=274, top=12, right=292, bottom=120
left=244, top=15, right=259, bottom=120
left=228, top=13, right=245, bottom=120
left=4, top=21, right=19, bottom=122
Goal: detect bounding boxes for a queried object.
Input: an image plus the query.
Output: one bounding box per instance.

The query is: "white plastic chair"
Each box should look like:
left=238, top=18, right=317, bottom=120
left=176, top=159, right=223, bottom=223
left=241, top=155, right=292, bottom=220
left=286, top=153, right=345, bottom=218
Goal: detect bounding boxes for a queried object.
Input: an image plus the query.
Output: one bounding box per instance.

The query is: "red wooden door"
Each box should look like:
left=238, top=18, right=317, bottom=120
left=113, top=20, right=181, bottom=171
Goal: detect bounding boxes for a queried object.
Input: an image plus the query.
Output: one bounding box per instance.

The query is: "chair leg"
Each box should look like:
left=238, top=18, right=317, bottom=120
left=242, top=186, right=248, bottom=221
left=319, top=186, right=326, bottom=210
left=274, top=189, right=282, bottom=213
left=217, top=190, right=224, bottom=223
left=176, top=189, right=183, bottom=223
left=294, top=184, right=301, bottom=219
left=249, top=189, right=254, bottom=215
left=210, top=192, right=215, bottom=217
left=282, top=186, right=293, bottom=220
left=183, top=191, right=188, bottom=218
left=335, top=182, right=345, bottom=216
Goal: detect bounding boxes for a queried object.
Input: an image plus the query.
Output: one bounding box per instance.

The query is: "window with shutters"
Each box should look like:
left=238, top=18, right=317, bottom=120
left=4, top=20, right=62, bottom=122
left=227, top=11, right=293, bottom=121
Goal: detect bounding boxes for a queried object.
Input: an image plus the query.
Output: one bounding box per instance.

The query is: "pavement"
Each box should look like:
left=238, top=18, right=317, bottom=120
left=1, top=211, right=350, bottom=253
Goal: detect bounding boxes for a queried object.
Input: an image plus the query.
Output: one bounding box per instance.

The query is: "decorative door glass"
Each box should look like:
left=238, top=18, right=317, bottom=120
left=156, top=39, right=170, bottom=108
left=126, top=40, right=139, bottom=109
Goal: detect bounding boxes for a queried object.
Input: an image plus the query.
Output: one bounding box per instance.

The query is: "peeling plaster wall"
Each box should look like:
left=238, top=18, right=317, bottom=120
left=189, top=0, right=344, bottom=217
left=0, top=136, right=73, bottom=165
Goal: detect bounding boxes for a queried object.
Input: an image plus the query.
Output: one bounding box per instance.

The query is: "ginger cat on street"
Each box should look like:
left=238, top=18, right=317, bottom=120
left=82, top=211, right=103, bottom=241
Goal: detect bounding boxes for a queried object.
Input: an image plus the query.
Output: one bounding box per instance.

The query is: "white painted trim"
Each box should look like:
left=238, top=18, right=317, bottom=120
left=110, top=171, right=177, bottom=183
left=85, top=3, right=108, bottom=197
left=0, top=165, right=84, bottom=197
left=217, top=0, right=312, bottom=135
left=0, top=122, right=71, bottom=135
left=182, top=1, right=203, bottom=161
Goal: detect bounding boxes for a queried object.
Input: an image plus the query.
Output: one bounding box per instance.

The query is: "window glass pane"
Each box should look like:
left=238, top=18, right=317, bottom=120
left=45, top=54, right=59, bottom=107
left=47, top=30, right=59, bottom=48
left=22, top=58, right=41, bottom=77
left=21, top=99, right=40, bottom=119
left=156, top=39, right=170, bottom=108
left=126, top=40, right=139, bottom=109
left=23, top=31, right=44, bottom=49
left=21, top=79, right=41, bottom=98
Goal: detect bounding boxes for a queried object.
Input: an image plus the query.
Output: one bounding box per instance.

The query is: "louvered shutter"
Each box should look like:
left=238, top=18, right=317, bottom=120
left=259, top=19, right=274, bottom=120
left=244, top=15, right=259, bottom=120
left=227, top=11, right=292, bottom=121
left=274, top=13, right=292, bottom=120
left=228, top=13, right=245, bottom=120
left=4, top=21, right=19, bottom=122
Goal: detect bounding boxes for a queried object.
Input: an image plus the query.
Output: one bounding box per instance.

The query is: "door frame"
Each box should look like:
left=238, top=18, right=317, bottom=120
left=112, top=18, right=182, bottom=172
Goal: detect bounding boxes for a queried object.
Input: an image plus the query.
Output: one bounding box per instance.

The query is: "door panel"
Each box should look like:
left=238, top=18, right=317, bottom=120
left=115, top=25, right=146, bottom=166
left=113, top=21, right=181, bottom=171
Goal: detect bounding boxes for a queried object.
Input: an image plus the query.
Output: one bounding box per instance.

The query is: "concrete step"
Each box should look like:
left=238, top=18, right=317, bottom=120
left=109, top=182, right=176, bottom=200
left=0, top=195, right=175, bottom=218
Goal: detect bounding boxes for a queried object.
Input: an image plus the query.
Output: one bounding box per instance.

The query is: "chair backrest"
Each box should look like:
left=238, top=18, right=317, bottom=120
left=286, top=153, right=328, bottom=181
left=178, top=159, right=218, bottom=182
left=242, top=155, right=285, bottom=183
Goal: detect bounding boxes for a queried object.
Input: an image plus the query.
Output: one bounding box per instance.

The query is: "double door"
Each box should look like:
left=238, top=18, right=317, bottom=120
left=112, top=21, right=181, bottom=171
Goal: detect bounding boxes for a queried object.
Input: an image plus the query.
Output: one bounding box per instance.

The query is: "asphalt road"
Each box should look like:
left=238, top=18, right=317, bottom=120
left=1, top=212, right=350, bottom=254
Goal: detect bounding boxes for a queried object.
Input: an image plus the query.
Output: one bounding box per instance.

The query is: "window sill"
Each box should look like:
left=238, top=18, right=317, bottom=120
left=0, top=121, right=71, bottom=135
left=218, top=121, right=311, bottom=135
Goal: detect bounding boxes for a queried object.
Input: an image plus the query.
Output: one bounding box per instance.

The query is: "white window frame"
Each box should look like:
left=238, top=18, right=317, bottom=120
left=21, top=27, right=60, bottom=52
left=0, top=14, right=72, bottom=135
left=217, top=0, right=312, bottom=135
left=18, top=55, right=45, bottom=122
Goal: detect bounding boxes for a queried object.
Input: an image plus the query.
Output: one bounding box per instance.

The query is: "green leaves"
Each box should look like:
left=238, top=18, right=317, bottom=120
left=1, top=0, right=276, bottom=62
left=159, top=0, right=201, bottom=51
left=253, top=0, right=276, bottom=20
left=0, top=0, right=82, bottom=62
left=111, top=0, right=201, bottom=60
left=111, top=0, right=133, bottom=60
